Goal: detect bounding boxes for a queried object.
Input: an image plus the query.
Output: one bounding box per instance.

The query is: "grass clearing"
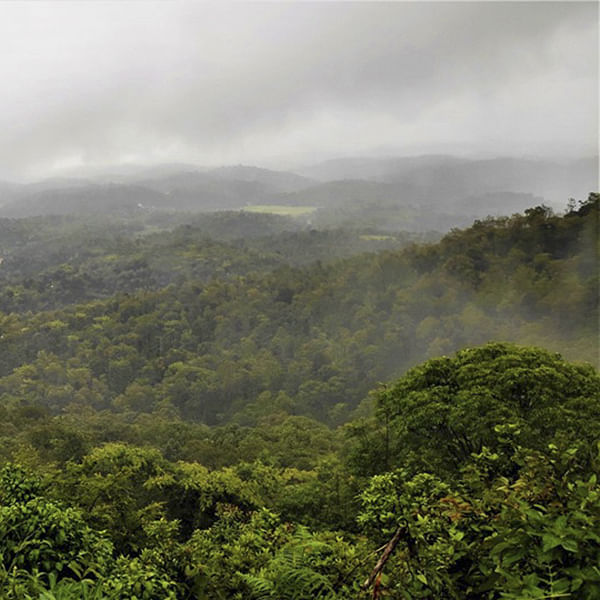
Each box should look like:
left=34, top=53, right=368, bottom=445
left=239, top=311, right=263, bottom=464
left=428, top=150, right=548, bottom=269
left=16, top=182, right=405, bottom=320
left=243, top=205, right=316, bottom=217
left=359, top=234, right=395, bottom=241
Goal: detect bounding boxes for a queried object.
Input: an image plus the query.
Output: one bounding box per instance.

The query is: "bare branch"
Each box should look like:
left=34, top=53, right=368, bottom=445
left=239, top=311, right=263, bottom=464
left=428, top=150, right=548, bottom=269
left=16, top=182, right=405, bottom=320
left=362, top=526, right=405, bottom=590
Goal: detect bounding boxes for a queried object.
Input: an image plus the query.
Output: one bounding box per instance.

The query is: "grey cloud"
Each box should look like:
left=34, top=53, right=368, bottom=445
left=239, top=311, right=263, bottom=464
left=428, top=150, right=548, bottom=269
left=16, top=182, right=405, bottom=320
left=0, top=1, right=597, bottom=179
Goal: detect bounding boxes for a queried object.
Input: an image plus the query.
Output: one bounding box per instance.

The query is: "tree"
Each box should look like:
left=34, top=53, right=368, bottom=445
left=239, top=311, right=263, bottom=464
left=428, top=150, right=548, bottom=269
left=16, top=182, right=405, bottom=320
left=357, top=443, right=600, bottom=599
left=365, top=343, right=600, bottom=477
left=0, top=463, right=112, bottom=587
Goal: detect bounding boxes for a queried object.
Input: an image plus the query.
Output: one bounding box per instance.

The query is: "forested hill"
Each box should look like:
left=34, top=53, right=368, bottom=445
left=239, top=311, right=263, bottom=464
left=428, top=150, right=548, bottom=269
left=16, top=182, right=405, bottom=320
left=0, top=195, right=598, bottom=600
left=0, top=211, right=434, bottom=313
left=0, top=195, right=596, bottom=426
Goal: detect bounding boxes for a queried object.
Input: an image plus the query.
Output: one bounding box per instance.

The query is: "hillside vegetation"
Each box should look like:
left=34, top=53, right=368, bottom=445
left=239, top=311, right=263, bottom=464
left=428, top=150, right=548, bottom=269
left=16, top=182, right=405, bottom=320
left=0, top=196, right=595, bottom=426
left=0, top=194, right=597, bottom=598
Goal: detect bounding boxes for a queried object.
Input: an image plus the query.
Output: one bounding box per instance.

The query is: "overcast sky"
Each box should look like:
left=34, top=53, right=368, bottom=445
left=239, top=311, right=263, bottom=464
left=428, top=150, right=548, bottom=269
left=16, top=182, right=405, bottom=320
left=0, top=1, right=597, bottom=180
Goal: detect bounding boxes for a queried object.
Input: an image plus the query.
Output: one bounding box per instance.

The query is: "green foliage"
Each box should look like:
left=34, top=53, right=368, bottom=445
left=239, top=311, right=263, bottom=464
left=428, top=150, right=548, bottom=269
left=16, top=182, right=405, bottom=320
left=185, top=506, right=366, bottom=600
left=102, top=556, right=178, bottom=599
left=240, top=531, right=338, bottom=599
left=0, top=199, right=596, bottom=430
left=0, top=463, right=43, bottom=504
left=59, top=443, right=170, bottom=554
left=0, top=342, right=598, bottom=598
left=357, top=443, right=600, bottom=599
left=0, top=198, right=597, bottom=598
left=0, top=464, right=113, bottom=594
left=367, top=342, right=600, bottom=476
left=0, top=212, right=420, bottom=314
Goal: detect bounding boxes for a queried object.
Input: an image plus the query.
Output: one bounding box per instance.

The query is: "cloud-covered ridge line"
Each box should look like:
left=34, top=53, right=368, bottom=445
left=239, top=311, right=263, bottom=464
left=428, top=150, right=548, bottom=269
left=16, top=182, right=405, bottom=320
left=0, top=2, right=597, bottom=179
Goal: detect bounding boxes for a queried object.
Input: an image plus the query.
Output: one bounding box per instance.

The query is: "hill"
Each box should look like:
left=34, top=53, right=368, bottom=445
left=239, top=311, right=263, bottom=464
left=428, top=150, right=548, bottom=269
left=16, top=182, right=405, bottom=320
left=1, top=157, right=595, bottom=230
left=0, top=196, right=597, bottom=600
left=0, top=210, right=434, bottom=312
left=0, top=195, right=595, bottom=426
left=0, top=165, right=316, bottom=218
left=298, top=155, right=597, bottom=209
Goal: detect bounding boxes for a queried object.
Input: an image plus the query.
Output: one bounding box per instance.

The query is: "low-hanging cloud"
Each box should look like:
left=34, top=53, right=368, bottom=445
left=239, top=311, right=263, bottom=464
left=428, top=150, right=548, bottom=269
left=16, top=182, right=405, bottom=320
left=0, top=1, right=597, bottom=179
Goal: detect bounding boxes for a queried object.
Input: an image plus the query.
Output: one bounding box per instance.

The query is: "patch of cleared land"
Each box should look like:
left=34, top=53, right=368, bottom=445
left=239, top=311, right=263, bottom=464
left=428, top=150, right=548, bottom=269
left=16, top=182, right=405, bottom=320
left=359, top=234, right=395, bottom=241
left=243, top=205, right=316, bottom=216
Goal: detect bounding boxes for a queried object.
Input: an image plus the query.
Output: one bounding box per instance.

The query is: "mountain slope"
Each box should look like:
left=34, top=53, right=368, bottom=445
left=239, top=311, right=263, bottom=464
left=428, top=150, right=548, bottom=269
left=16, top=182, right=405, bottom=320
left=298, top=155, right=598, bottom=208
left=0, top=195, right=595, bottom=425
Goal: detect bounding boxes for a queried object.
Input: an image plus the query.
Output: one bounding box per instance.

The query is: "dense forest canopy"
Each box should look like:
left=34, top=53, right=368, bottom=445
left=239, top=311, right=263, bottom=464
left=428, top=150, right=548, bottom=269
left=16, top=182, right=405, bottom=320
left=1, top=344, right=598, bottom=599
left=0, top=195, right=595, bottom=426
left=1, top=0, right=598, bottom=595
left=0, top=193, right=597, bottom=599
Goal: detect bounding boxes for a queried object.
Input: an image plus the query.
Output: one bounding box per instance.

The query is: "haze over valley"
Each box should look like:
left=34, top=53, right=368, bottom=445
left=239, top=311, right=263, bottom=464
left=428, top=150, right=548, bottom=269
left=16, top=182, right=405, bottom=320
left=0, top=2, right=598, bottom=599
left=1, top=154, right=596, bottom=233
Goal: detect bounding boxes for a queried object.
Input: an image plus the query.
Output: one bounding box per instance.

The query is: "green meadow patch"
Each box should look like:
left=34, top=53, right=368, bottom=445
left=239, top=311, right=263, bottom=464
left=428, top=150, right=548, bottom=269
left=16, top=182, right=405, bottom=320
left=359, top=234, right=395, bottom=241
left=243, top=205, right=317, bottom=217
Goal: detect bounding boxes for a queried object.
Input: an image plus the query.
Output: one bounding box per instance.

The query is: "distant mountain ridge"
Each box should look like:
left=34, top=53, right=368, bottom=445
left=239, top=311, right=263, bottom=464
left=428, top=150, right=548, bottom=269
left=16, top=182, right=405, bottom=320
left=297, top=155, right=598, bottom=207
left=0, top=155, right=595, bottom=224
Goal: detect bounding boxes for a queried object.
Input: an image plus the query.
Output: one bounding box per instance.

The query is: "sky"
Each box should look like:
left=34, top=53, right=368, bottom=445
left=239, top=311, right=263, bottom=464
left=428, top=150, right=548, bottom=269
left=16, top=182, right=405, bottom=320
left=0, top=1, right=598, bottom=180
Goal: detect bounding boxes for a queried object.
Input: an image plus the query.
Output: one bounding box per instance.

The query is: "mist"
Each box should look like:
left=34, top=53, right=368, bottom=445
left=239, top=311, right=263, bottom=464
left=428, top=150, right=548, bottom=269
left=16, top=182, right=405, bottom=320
left=0, top=1, right=597, bottom=181
left=0, top=4, right=598, bottom=593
